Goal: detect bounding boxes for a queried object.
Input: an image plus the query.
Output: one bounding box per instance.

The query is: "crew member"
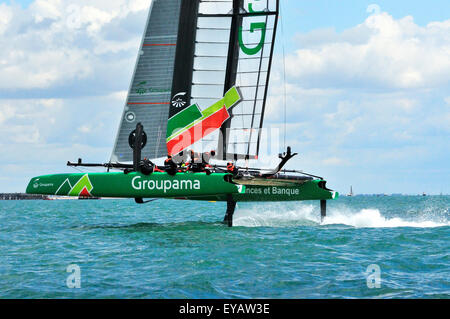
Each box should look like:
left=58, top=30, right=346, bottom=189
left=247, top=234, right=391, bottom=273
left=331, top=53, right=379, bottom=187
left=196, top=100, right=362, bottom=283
left=139, top=157, right=155, bottom=175
left=189, top=150, right=199, bottom=163
left=226, top=162, right=238, bottom=176
left=202, top=150, right=216, bottom=167
left=173, top=151, right=188, bottom=172
left=189, top=151, right=208, bottom=173
left=173, top=151, right=187, bottom=166
left=164, top=155, right=178, bottom=176
left=201, top=150, right=215, bottom=175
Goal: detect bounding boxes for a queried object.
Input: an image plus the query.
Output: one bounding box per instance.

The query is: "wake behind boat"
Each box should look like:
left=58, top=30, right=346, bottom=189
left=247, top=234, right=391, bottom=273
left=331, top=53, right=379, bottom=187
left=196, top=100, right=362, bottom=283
left=26, top=0, right=338, bottom=226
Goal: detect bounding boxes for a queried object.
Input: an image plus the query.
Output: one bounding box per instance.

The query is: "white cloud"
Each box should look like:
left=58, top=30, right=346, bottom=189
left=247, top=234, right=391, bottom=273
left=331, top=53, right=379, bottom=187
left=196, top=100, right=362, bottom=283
left=0, top=3, right=13, bottom=35
left=0, top=0, right=151, bottom=90
left=0, top=49, right=92, bottom=89
left=0, top=104, right=15, bottom=124
left=287, top=13, right=450, bottom=90
left=31, top=0, right=63, bottom=23
left=109, top=90, right=128, bottom=101
left=78, top=125, right=91, bottom=133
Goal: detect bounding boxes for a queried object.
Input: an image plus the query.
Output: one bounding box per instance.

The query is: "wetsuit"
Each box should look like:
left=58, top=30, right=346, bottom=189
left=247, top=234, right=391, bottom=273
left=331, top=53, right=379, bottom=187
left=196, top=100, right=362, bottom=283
left=140, top=158, right=155, bottom=175
left=164, top=157, right=178, bottom=176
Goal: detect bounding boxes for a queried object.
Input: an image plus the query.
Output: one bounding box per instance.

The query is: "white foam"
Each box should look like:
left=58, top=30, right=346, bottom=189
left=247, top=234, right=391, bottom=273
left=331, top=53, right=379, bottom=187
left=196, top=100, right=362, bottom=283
left=233, top=203, right=319, bottom=227
left=233, top=204, right=449, bottom=228
left=322, top=209, right=448, bottom=228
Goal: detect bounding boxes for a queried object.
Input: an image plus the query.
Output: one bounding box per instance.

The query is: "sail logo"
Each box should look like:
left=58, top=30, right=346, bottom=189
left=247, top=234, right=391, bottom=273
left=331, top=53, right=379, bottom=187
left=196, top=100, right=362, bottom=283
left=32, top=181, right=54, bottom=189
left=132, top=176, right=200, bottom=193
left=238, top=1, right=267, bottom=56
left=136, top=81, right=171, bottom=95
left=166, top=86, right=242, bottom=155
left=172, top=92, right=187, bottom=108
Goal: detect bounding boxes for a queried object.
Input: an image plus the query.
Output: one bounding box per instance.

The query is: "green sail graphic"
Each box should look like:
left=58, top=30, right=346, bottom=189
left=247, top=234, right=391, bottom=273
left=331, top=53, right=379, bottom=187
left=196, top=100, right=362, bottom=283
left=166, top=86, right=241, bottom=141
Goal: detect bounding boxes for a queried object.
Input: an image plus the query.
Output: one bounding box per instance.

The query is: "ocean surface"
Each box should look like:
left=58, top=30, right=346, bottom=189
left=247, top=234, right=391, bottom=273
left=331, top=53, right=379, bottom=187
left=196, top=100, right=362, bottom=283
left=0, top=196, right=449, bottom=299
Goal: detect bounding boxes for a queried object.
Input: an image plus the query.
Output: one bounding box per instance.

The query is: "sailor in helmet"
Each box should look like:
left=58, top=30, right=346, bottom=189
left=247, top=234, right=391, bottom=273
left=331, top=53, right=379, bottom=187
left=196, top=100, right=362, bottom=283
left=202, top=150, right=215, bottom=167
left=164, top=154, right=178, bottom=176
left=226, top=161, right=238, bottom=176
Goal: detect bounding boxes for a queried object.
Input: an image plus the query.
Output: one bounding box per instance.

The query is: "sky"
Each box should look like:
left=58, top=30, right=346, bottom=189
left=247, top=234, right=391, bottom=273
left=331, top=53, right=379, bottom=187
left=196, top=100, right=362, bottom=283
left=0, top=0, right=449, bottom=195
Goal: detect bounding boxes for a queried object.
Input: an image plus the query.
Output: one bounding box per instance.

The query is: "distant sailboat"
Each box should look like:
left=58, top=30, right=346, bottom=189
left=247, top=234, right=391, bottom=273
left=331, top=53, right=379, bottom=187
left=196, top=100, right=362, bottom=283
left=347, top=186, right=353, bottom=197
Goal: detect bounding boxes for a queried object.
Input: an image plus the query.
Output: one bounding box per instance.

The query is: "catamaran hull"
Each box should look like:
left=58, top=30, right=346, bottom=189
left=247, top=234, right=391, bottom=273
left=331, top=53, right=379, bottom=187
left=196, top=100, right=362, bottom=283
left=185, top=181, right=338, bottom=202
left=26, top=172, right=244, bottom=199
left=26, top=172, right=337, bottom=202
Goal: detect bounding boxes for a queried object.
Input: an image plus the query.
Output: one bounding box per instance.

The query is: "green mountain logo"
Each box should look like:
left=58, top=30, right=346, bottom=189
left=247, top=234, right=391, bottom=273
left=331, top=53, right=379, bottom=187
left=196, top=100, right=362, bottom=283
left=69, top=174, right=94, bottom=197
left=54, top=174, right=94, bottom=197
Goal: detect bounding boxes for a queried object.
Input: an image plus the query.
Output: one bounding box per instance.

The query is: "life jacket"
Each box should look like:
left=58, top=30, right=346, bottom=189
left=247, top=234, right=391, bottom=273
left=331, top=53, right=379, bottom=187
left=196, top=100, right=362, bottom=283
left=227, top=163, right=235, bottom=172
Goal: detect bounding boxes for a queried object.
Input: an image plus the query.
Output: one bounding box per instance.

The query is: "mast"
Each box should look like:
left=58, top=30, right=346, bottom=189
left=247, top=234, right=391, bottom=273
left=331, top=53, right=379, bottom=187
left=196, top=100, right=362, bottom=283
left=219, top=0, right=243, bottom=160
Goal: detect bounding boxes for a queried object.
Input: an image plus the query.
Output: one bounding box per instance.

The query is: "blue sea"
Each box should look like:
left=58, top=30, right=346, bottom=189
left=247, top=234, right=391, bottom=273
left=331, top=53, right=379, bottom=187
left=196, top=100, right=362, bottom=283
left=0, top=196, right=449, bottom=299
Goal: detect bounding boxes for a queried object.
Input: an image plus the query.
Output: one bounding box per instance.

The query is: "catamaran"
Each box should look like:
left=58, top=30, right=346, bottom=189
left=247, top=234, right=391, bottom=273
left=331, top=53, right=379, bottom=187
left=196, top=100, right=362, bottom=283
left=26, top=0, right=338, bottom=226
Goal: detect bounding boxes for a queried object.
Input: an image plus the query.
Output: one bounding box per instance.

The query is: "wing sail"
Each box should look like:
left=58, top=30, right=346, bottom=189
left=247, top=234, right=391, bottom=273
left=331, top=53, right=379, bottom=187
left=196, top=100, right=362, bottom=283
left=165, top=0, right=279, bottom=160
left=111, top=0, right=279, bottom=162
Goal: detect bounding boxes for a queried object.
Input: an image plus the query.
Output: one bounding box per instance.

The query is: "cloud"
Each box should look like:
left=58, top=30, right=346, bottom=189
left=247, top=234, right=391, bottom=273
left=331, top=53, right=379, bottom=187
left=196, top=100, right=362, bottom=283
left=287, top=13, right=450, bottom=90
left=0, top=104, right=15, bottom=124
left=0, top=3, right=13, bottom=35
left=0, top=0, right=150, bottom=91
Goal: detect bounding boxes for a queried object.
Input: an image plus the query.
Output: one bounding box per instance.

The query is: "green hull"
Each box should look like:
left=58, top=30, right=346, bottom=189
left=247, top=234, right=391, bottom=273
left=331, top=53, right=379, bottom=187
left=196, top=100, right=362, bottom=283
left=26, top=172, right=338, bottom=202
left=184, top=178, right=338, bottom=202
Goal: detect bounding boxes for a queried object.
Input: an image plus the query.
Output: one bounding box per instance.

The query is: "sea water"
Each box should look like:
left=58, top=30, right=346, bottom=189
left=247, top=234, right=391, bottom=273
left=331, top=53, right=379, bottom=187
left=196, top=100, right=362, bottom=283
left=0, top=196, right=448, bottom=299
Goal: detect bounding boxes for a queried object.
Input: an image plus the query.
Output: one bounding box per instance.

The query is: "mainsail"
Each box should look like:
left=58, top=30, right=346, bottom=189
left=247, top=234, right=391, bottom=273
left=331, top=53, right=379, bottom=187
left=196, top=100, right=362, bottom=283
left=112, top=0, right=279, bottom=162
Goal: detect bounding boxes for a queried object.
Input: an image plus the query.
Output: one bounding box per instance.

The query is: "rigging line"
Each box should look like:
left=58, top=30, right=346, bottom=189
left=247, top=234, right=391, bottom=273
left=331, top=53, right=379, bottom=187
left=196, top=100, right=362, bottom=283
left=70, top=166, right=85, bottom=173
left=246, top=14, right=269, bottom=158
left=280, top=1, right=287, bottom=151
